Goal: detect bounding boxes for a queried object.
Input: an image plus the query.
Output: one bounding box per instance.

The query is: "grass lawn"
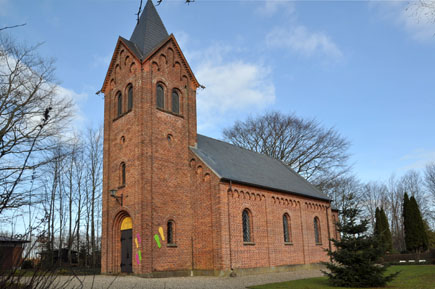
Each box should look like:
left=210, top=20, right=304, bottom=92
left=248, top=265, right=435, bottom=289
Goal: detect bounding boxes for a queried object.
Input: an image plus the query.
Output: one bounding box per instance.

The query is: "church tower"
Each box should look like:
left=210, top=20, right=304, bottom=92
left=101, top=0, right=200, bottom=274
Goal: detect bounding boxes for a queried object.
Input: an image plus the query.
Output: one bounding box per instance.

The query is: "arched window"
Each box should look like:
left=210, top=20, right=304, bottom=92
left=283, top=213, right=291, bottom=243
left=120, top=162, right=126, bottom=186
left=172, top=90, right=179, bottom=114
left=167, top=220, right=175, bottom=245
left=242, top=209, right=252, bottom=243
left=314, top=217, right=321, bottom=244
left=117, top=92, right=122, bottom=117
left=127, top=84, right=133, bottom=111
left=156, top=84, right=164, bottom=109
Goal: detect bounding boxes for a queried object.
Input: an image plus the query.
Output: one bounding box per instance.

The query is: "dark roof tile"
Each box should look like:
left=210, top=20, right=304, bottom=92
left=129, top=0, right=169, bottom=59
left=191, top=134, right=330, bottom=201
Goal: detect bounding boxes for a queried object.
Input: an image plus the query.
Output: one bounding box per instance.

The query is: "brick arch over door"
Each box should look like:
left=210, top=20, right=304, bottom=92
left=111, top=210, right=133, bottom=273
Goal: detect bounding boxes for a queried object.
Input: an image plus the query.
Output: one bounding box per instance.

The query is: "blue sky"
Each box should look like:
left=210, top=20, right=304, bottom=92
left=2, top=0, right=435, bottom=183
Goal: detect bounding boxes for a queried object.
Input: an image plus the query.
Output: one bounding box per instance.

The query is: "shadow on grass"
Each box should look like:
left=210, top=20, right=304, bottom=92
left=248, top=265, right=435, bottom=289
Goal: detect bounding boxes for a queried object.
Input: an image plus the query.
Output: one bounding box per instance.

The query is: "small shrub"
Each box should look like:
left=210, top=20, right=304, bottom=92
left=21, top=259, right=34, bottom=269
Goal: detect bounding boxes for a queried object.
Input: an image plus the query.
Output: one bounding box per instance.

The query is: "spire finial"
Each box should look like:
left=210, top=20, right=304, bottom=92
left=130, top=0, right=169, bottom=57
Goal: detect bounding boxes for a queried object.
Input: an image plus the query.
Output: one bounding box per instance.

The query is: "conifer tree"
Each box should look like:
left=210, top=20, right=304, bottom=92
left=374, top=207, right=393, bottom=252
left=404, top=194, right=428, bottom=252
left=323, top=195, right=398, bottom=288
left=374, top=207, right=383, bottom=239
left=403, top=193, right=412, bottom=251
left=380, top=208, right=393, bottom=252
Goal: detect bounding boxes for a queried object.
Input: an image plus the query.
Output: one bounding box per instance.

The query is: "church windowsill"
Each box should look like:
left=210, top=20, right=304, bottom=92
left=167, top=243, right=177, bottom=248
left=243, top=242, right=255, bottom=246
left=284, top=242, right=293, bottom=246
left=156, top=107, right=184, bottom=118
left=316, top=242, right=322, bottom=246
left=113, top=109, right=132, bottom=122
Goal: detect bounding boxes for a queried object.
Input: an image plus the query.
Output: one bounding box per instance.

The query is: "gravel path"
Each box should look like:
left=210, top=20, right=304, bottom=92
left=50, top=268, right=323, bottom=289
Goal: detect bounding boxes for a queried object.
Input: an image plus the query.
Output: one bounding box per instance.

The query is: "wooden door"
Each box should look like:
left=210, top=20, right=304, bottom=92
left=121, top=229, right=132, bottom=273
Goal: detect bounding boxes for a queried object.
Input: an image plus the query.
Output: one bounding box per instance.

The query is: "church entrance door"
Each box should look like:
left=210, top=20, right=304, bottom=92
left=120, top=217, right=133, bottom=273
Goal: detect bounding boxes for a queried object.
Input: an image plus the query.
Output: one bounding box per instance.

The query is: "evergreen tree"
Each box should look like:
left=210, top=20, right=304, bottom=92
left=380, top=208, right=393, bottom=252
left=323, top=195, right=398, bottom=288
left=405, top=196, right=429, bottom=252
left=374, top=207, right=382, bottom=236
left=403, top=193, right=412, bottom=251
left=374, top=207, right=393, bottom=252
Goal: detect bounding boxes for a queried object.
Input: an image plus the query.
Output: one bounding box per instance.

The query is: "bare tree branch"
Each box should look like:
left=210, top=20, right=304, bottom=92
left=0, top=34, right=74, bottom=215
left=0, top=23, right=26, bottom=32
left=136, top=0, right=143, bottom=24
left=223, top=111, right=351, bottom=190
left=156, top=0, right=194, bottom=6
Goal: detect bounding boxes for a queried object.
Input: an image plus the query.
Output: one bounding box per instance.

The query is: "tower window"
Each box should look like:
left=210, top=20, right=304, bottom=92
left=167, top=220, right=175, bottom=245
left=283, top=213, right=291, bottom=243
left=117, top=92, right=122, bottom=117
left=314, top=217, right=321, bottom=244
left=242, top=209, right=252, bottom=243
left=120, top=162, right=126, bottom=187
left=127, top=84, right=133, bottom=111
left=156, top=84, right=164, bottom=109
left=172, top=90, right=179, bottom=114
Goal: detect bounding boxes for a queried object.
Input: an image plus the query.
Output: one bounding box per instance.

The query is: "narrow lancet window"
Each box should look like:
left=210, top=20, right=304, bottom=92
left=314, top=217, right=321, bottom=244
left=127, top=85, right=133, bottom=110
left=172, top=90, right=179, bottom=114
left=283, top=213, right=291, bottom=243
left=120, top=162, right=126, bottom=186
left=167, top=220, right=175, bottom=244
left=117, top=92, right=122, bottom=117
left=242, top=209, right=252, bottom=242
left=156, top=84, right=164, bottom=109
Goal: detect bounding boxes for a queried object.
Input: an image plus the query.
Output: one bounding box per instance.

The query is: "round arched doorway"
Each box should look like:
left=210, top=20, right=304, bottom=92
left=120, top=216, right=133, bottom=273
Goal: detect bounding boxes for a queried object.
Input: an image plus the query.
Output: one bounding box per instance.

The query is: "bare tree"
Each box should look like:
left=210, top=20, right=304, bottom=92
left=85, top=127, right=103, bottom=267
left=407, top=0, right=435, bottom=23
left=384, top=175, right=405, bottom=252
left=322, top=175, right=361, bottom=213
left=223, top=111, right=351, bottom=190
left=0, top=34, right=73, bottom=215
left=399, top=170, right=432, bottom=222
left=360, top=181, right=389, bottom=230
left=425, top=162, right=435, bottom=199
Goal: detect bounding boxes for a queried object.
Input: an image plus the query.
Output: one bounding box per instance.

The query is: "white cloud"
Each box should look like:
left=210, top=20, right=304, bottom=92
left=255, top=0, right=295, bottom=17
left=266, top=25, right=343, bottom=59
left=91, top=54, right=111, bottom=69
left=400, top=1, right=435, bottom=41
left=54, top=85, right=88, bottom=130
left=190, top=44, right=275, bottom=134
left=371, top=1, right=435, bottom=42
left=401, top=149, right=435, bottom=170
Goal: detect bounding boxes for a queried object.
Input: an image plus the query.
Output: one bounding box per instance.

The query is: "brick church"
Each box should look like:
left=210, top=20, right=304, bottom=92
left=101, top=0, right=339, bottom=276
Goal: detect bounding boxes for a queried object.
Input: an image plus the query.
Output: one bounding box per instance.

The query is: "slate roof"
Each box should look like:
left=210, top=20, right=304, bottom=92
left=129, top=0, right=169, bottom=59
left=191, top=134, right=330, bottom=201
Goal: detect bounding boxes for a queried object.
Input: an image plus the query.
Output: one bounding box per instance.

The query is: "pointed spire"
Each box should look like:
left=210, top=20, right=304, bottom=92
left=130, top=0, right=169, bottom=58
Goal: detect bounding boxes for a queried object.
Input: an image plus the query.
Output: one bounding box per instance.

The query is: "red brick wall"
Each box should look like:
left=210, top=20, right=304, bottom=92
left=101, top=36, right=335, bottom=275
left=213, top=183, right=331, bottom=270
left=102, top=37, right=199, bottom=274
